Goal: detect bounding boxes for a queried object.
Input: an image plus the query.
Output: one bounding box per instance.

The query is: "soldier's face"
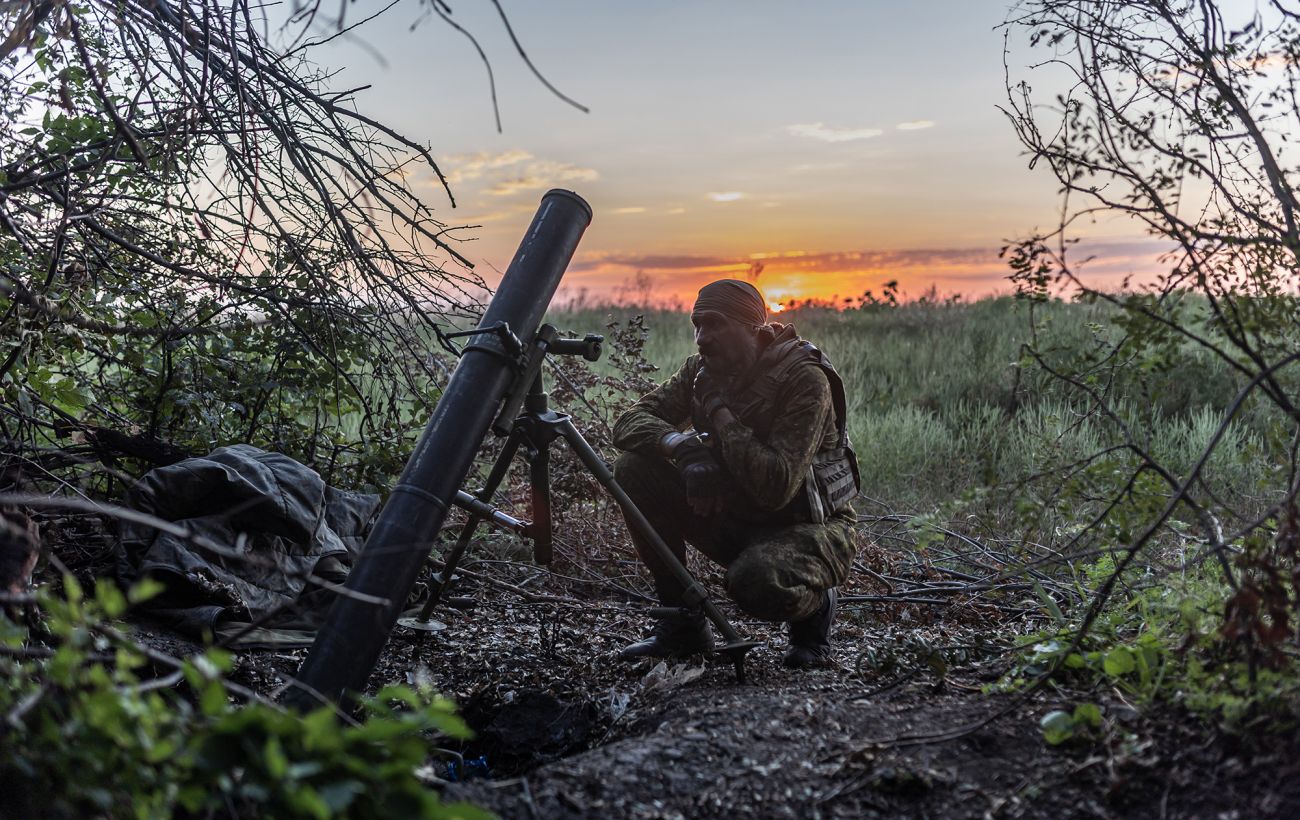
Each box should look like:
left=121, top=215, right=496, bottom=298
left=692, top=311, right=759, bottom=375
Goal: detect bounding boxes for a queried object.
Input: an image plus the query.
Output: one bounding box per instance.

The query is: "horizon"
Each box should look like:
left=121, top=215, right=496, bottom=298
left=297, top=1, right=1188, bottom=305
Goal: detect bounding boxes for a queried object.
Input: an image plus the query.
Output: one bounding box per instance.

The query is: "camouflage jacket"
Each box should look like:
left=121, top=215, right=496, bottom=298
left=612, top=324, right=844, bottom=521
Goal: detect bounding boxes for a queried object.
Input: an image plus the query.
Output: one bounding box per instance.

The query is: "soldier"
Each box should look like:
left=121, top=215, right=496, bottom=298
left=612, top=279, right=860, bottom=668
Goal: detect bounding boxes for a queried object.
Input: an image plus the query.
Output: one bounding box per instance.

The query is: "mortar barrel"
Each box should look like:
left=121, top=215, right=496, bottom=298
left=289, top=189, right=592, bottom=706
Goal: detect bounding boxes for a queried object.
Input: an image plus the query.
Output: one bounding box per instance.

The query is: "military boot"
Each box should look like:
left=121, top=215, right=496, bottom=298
left=618, top=612, right=714, bottom=660
left=782, top=588, right=837, bottom=669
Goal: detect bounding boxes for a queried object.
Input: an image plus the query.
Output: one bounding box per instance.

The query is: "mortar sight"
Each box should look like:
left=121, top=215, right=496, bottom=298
left=549, top=333, right=603, bottom=361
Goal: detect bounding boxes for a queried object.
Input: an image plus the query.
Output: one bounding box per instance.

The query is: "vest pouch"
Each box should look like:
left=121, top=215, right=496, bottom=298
left=811, top=447, right=858, bottom=516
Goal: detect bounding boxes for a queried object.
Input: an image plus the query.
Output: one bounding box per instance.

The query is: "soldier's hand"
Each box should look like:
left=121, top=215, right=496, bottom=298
left=674, top=443, right=726, bottom=516
left=692, top=367, right=728, bottom=424
left=659, top=430, right=697, bottom=458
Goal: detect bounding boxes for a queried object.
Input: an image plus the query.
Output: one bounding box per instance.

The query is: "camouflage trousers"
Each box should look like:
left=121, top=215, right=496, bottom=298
left=613, top=451, right=857, bottom=623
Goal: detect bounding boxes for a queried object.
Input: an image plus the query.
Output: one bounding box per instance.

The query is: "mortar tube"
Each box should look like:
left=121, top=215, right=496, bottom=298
left=287, top=190, right=592, bottom=707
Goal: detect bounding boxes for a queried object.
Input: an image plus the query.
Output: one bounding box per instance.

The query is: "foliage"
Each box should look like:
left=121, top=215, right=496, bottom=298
left=0, top=1, right=482, bottom=493
left=1000, top=549, right=1300, bottom=746
left=1039, top=702, right=1103, bottom=746
left=0, top=574, right=484, bottom=818
left=0, top=3, right=590, bottom=815
left=1000, top=0, right=1300, bottom=693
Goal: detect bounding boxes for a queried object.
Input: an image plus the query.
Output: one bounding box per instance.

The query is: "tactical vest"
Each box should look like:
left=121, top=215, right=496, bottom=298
left=694, top=331, right=860, bottom=524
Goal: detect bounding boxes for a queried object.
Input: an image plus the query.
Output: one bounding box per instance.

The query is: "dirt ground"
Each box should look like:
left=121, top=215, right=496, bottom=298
left=206, top=558, right=1300, bottom=820
left=40, top=508, right=1300, bottom=819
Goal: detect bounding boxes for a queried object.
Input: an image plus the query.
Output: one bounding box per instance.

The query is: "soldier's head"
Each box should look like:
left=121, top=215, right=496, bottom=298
left=691, top=279, right=767, bottom=375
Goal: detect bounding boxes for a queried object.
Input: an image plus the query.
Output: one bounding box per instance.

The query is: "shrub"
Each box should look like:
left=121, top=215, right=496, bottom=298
left=1, top=576, right=485, bottom=819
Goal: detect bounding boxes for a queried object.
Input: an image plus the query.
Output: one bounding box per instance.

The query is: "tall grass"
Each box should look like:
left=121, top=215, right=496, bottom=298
left=546, top=297, right=1276, bottom=518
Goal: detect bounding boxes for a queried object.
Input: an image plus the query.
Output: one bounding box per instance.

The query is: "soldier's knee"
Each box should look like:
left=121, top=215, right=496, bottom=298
left=613, top=451, right=653, bottom=488
left=725, top=555, right=802, bottom=622
left=613, top=451, right=670, bottom=503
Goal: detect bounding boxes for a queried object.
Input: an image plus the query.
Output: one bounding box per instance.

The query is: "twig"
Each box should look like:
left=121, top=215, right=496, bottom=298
left=430, top=559, right=574, bottom=605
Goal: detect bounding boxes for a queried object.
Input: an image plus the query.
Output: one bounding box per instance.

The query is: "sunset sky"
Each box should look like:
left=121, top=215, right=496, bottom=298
left=301, top=1, right=1175, bottom=306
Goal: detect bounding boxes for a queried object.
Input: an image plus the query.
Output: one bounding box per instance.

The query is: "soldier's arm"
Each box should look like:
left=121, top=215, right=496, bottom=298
left=611, top=356, right=701, bottom=455
left=713, top=365, right=833, bottom=510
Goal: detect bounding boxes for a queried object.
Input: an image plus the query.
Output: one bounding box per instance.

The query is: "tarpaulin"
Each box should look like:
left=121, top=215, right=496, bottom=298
left=117, top=444, right=379, bottom=645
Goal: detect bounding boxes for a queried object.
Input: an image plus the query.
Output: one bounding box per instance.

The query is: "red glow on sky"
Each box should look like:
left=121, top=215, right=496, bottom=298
left=550, top=237, right=1171, bottom=307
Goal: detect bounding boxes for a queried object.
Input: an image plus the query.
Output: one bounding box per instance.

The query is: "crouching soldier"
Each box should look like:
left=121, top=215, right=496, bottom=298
left=611, top=279, right=860, bottom=668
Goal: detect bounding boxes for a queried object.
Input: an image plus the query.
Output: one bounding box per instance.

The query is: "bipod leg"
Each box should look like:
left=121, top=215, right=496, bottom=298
left=553, top=417, right=759, bottom=682
left=418, top=426, right=527, bottom=620
left=526, top=439, right=553, bottom=564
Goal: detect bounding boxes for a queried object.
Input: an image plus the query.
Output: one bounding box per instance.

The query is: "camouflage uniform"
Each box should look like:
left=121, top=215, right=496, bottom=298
left=612, top=324, right=858, bottom=623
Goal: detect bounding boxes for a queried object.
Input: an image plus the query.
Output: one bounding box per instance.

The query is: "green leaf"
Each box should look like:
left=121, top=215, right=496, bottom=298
left=287, top=761, right=325, bottom=780
left=193, top=649, right=233, bottom=676
left=144, top=738, right=177, bottom=764
left=64, top=574, right=84, bottom=605
left=52, top=376, right=91, bottom=411
left=199, top=680, right=228, bottom=716
left=1103, top=647, right=1136, bottom=678
left=1032, top=579, right=1066, bottom=626
left=95, top=582, right=127, bottom=618
left=316, top=780, right=364, bottom=812
left=1040, top=710, right=1074, bottom=745
left=1072, top=702, right=1103, bottom=728
left=263, top=736, right=289, bottom=780
left=301, top=708, right=344, bottom=753
left=127, top=577, right=166, bottom=605
left=287, top=788, right=332, bottom=820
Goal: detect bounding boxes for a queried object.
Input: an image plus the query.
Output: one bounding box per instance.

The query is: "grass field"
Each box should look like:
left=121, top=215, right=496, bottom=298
left=545, top=296, right=1273, bottom=520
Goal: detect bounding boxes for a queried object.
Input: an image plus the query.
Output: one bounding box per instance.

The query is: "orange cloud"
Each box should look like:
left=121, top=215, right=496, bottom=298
left=482, top=161, right=599, bottom=197
left=441, top=151, right=598, bottom=198
left=443, top=149, right=533, bottom=183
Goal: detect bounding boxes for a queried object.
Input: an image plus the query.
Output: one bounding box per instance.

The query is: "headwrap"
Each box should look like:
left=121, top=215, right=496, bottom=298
left=691, top=279, right=767, bottom=328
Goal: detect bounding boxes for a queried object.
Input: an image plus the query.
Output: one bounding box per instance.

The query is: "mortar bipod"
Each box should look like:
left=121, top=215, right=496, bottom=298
left=395, top=491, right=532, bottom=632
left=407, top=324, right=760, bottom=682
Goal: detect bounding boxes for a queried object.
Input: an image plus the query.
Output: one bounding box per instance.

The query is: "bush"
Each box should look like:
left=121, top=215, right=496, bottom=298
left=0, top=576, right=486, bottom=819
